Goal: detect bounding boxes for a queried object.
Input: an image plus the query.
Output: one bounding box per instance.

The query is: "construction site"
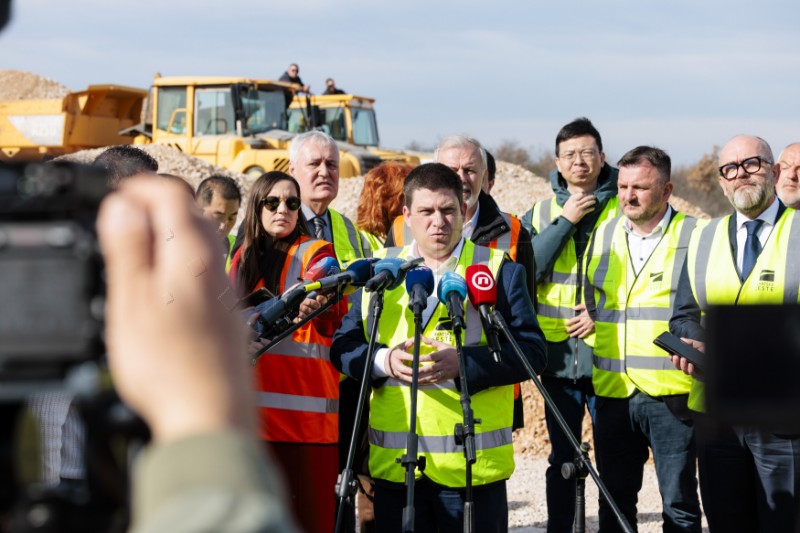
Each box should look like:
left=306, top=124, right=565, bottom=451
left=1, top=69, right=717, bottom=532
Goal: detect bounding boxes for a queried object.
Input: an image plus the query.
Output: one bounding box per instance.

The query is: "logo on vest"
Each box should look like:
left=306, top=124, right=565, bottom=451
left=756, top=269, right=776, bottom=291
left=650, top=272, right=663, bottom=284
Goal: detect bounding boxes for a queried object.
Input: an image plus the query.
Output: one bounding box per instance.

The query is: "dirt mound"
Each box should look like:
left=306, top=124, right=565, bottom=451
left=0, top=70, right=71, bottom=100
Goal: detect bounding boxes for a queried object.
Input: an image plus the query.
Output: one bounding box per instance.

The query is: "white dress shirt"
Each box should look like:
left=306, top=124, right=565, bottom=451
left=371, top=238, right=465, bottom=378
left=624, top=205, right=673, bottom=276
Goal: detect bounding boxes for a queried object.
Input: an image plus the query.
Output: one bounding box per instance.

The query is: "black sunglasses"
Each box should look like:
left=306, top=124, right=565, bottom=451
left=261, top=196, right=301, bottom=212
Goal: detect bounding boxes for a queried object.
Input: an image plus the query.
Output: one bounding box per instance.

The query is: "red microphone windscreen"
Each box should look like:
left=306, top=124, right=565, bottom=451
left=465, top=264, right=497, bottom=308
left=303, top=255, right=340, bottom=282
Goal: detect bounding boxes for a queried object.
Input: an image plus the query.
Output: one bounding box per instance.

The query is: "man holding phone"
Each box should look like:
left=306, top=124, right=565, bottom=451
left=669, top=134, right=800, bottom=532
left=584, top=146, right=701, bottom=532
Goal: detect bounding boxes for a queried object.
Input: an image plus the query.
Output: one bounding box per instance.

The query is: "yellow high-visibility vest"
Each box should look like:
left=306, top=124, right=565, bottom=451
left=364, top=241, right=514, bottom=487
left=686, top=208, right=800, bottom=411
left=586, top=212, right=695, bottom=398
left=529, top=197, right=619, bottom=345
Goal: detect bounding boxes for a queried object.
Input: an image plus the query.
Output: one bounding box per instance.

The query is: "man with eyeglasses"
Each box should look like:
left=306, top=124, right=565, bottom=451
left=777, top=143, right=800, bottom=209
left=669, top=134, right=800, bottom=531
left=520, top=117, right=619, bottom=533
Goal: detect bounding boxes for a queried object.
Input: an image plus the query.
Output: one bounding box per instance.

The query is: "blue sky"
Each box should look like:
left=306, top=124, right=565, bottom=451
left=3, top=0, right=798, bottom=165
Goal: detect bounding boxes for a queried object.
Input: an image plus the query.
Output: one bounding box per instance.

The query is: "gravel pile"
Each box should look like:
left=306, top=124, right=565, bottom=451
left=0, top=70, right=71, bottom=100
left=55, top=144, right=249, bottom=191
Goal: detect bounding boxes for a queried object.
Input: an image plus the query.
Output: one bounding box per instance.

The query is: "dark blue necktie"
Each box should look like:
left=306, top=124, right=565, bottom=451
left=741, top=219, right=764, bottom=280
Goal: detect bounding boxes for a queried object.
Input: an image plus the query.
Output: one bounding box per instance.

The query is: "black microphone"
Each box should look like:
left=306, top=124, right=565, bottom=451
left=364, top=257, right=424, bottom=293
left=405, top=266, right=434, bottom=316
left=255, top=257, right=373, bottom=337
left=437, top=271, right=467, bottom=331
left=465, top=264, right=502, bottom=364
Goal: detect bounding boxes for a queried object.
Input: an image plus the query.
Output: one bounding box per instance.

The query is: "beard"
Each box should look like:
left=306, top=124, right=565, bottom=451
left=727, top=181, right=771, bottom=215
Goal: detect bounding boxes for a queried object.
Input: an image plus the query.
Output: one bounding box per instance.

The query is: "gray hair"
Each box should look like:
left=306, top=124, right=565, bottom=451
left=434, top=135, right=487, bottom=174
left=289, top=130, right=338, bottom=164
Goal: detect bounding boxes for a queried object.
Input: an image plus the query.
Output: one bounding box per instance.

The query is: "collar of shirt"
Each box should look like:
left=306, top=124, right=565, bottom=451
left=734, top=196, right=780, bottom=271
left=301, top=204, right=327, bottom=224
left=623, top=204, right=672, bottom=238
left=407, top=237, right=465, bottom=276
left=404, top=238, right=464, bottom=327
left=735, top=196, right=780, bottom=232
left=462, top=203, right=480, bottom=241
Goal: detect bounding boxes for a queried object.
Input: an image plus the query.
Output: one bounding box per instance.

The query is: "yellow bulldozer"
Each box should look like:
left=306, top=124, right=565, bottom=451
left=128, top=76, right=389, bottom=178
left=288, top=93, right=422, bottom=166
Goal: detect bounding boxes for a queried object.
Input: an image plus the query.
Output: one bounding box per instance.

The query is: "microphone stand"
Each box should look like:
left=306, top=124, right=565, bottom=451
left=487, top=311, right=634, bottom=533
left=334, top=289, right=385, bottom=533
left=451, top=322, right=477, bottom=533
left=401, top=295, right=426, bottom=533
left=251, top=286, right=344, bottom=364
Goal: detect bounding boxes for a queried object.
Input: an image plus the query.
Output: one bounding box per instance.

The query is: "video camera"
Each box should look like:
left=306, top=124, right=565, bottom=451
left=0, top=161, right=107, bottom=395
left=0, top=161, right=145, bottom=532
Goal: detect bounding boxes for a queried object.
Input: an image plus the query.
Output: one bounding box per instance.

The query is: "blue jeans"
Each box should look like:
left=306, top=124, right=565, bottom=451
left=542, top=376, right=597, bottom=533
left=594, top=392, right=701, bottom=533
left=373, top=477, right=508, bottom=533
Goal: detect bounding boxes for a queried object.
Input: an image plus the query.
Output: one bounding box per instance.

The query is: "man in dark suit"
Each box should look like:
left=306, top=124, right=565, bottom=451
left=670, top=134, right=800, bottom=532
left=331, top=163, right=547, bottom=533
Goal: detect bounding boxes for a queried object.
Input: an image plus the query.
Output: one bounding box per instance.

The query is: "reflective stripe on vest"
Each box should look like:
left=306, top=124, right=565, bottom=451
left=369, top=426, right=512, bottom=454
left=252, top=237, right=340, bottom=444
left=686, top=208, right=800, bottom=411
left=587, top=213, right=695, bottom=398
left=364, top=241, right=513, bottom=487
left=256, top=392, right=339, bottom=414
left=330, top=208, right=370, bottom=265
left=531, top=197, right=619, bottom=343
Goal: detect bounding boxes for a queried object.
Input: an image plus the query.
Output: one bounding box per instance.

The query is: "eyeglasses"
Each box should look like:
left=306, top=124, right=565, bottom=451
left=261, top=196, right=301, bottom=211
left=559, top=149, right=599, bottom=163
left=718, top=156, right=773, bottom=181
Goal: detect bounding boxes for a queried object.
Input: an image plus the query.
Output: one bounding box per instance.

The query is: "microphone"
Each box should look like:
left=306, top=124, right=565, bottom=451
left=405, top=266, right=434, bottom=315
left=252, top=257, right=366, bottom=339
left=465, top=264, right=502, bottom=364
left=303, top=256, right=340, bottom=300
left=364, top=257, right=424, bottom=293
left=437, top=271, right=467, bottom=331
left=302, top=257, right=374, bottom=296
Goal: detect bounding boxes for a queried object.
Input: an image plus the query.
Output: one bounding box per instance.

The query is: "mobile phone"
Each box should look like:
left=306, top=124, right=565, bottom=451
left=653, top=331, right=704, bottom=371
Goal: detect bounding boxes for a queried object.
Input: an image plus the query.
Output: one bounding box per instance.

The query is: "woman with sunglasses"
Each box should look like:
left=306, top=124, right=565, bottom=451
left=230, top=171, right=346, bottom=533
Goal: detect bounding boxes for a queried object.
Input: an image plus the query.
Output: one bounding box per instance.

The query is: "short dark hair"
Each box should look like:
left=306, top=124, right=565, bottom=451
left=403, top=163, right=463, bottom=208
left=486, top=150, right=496, bottom=182
left=555, top=117, right=603, bottom=156
left=196, top=175, right=242, bottom=206
left=92, top=145, right=159, bottom=187
left=617, top=146, right=671, bottom=184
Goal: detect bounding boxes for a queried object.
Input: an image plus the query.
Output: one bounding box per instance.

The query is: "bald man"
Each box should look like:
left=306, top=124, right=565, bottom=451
left=777, top=143, right=800, bottom=209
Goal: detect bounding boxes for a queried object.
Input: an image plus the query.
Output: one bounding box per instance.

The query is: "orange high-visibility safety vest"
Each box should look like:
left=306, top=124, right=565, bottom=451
left=236, top=236, right=341, bottom=443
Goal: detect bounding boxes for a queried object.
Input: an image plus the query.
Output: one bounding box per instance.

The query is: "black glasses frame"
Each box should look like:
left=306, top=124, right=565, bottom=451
left=718, top=156, right=773, bottom=181
left=261, top=196, right=301, bottom=212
